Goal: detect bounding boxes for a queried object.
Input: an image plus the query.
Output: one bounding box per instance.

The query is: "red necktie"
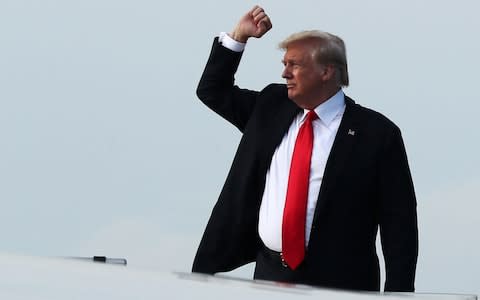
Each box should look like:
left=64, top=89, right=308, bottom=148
left=282, top=110, right=318, bottom=270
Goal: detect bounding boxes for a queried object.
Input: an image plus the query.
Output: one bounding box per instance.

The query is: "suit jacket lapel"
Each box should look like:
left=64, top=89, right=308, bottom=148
left=314, top=96, right=360, bottom=214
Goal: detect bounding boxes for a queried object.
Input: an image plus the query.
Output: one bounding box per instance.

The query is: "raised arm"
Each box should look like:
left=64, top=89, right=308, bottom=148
left=196, top=6, right=272, bottom=132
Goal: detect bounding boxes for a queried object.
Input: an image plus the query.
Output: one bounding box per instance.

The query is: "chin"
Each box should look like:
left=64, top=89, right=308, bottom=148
left=287, top=90, right=297, bottom=100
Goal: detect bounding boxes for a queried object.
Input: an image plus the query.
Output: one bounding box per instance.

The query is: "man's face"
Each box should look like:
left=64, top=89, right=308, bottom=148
left=282, top=41, right=325, bottom=109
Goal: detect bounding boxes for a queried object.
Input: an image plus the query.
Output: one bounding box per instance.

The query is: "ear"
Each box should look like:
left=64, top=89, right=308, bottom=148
left=320, top=64, right=336, bottom=82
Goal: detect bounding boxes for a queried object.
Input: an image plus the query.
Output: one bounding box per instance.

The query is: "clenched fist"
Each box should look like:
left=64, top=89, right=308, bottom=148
left=230, top=5, right=272, bottom=43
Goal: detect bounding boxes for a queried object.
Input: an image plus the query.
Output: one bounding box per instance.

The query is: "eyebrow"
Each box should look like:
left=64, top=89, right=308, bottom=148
left=282, top=58, right=302, bottom=65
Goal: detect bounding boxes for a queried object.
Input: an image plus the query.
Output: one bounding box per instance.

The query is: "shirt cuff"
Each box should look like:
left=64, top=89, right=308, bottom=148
left=218, top=32, right=246, bottom=52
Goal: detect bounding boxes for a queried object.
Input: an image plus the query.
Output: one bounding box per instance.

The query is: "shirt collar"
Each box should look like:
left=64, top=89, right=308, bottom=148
left=301, top=89, right=346, bottom=127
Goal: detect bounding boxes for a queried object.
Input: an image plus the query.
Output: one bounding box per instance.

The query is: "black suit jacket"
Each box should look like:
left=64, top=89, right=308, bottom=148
left=192, top=38, right=418, bottom=292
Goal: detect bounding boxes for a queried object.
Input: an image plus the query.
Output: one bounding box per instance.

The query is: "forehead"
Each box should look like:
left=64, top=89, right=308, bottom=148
left=283, top=40, right=315, bottom=61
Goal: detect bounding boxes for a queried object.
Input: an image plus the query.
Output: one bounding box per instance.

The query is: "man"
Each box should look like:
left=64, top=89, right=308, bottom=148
left=192, top=5, right=418, bottom=292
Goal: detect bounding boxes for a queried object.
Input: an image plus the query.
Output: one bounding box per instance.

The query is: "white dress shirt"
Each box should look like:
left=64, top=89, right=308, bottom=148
left=218, top=32, right=346, bottom=252
left=259, top=93, right=345, bottom=251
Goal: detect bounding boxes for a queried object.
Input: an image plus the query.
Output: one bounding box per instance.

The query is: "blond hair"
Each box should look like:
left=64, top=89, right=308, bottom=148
left=279, top=30, right=349, bottom=87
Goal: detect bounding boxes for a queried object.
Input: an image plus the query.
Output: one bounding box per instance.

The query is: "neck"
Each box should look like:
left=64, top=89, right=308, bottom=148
left=301, top=87, right=341, bottom=110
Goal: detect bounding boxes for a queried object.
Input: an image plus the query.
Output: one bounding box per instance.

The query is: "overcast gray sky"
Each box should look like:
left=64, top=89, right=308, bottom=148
left=1, top=0, right=479, bottom=296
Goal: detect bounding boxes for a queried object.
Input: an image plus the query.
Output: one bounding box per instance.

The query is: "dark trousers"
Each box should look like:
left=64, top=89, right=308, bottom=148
left=253, top=245, right=307, bottom=284
left=254, top=245, right=382, bottom=292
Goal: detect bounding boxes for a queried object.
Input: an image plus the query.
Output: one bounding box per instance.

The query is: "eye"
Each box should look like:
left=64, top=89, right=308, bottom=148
left=291, top=62, right=301, bottom=69
left=282, top=60, right=302, bottom=69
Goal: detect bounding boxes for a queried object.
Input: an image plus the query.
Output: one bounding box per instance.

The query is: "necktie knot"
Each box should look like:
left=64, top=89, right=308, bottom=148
left=306, top=110, right=318, bottom=122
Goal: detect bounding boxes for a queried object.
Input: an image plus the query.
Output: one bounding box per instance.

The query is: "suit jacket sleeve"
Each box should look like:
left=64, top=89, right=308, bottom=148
left=192, top=38, right=266, bottom=274
left=379, top=126, right=418, bottom=292
left=196, top=38, right=259, bottom=132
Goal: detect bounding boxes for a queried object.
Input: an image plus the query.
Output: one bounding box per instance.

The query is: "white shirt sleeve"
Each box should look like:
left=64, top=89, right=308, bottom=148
left=218, top=32, right=246, bottom=52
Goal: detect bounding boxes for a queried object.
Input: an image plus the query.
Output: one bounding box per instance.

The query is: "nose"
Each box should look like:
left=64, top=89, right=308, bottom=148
left=282, top=66, right=292, bottom=79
